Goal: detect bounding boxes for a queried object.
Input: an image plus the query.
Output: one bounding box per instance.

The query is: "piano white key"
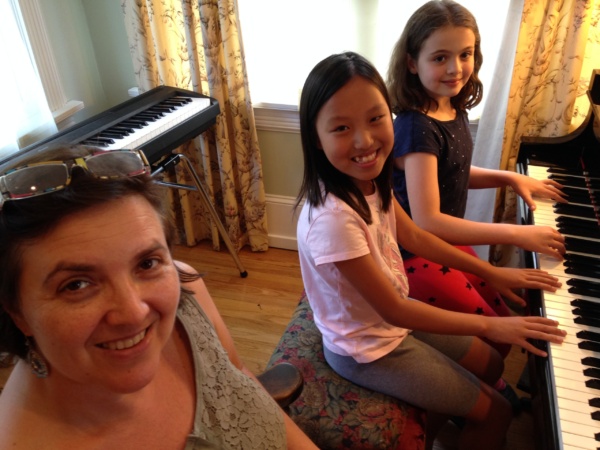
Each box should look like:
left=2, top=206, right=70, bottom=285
left=101, top=97, right=211, bottom=150
left=527, top=164, right=600, bottom=448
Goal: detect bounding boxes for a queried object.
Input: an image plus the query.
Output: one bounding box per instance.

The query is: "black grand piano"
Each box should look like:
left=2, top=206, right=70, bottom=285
left=517, top=69, right=600, bottom=449
left=0, top=85, right=247, bottom=277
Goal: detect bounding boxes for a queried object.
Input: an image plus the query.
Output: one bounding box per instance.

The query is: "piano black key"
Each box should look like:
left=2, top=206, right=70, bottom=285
left=98, top=131, right=129, bottom=139
left=576, top=317, right=600, bottom=328
left=584, top=367, right=600, bottom=379
left=107, top=125, right=136, bottom=133
left=550, top=174, right=588, bottom=188
left=578, top=330, right=600, bottom=342
left=557, top=215, right=600, bottom=234
left=121, top=119, right=149, bottom=126
left=565, top=237, right=600, bottom=256
left=560, top=186, right=597, bottom=203
left=81, top=137, right=115, bottom=145
left=150, top=106, right=176, bottom=112
left=573, top=308, right=600, bottom=320
left=583, top=357, right=600, bottom=369
left=566, top=265, right=600, bottom=280
left=164, top=99, right=191, bottom=106
left=572, top=299, right=600, bottom=312
left=548, top=166, right=581, bottom=176
left=566, top=256, right=600, bottom=278
left=555, top=203, right=597, bottom=219
left=586, top=378, right=600, bottom=389
left=590, top=397, right=600, bottom=407
left=567, top=253, right=600, bottom=265
left=568, top=278, right=600, bottom=294
left=118, top=121, right=144, bottom=129
left=560, top=225, right=600, bottom=240
left=170, top=96, right=192, bottom=103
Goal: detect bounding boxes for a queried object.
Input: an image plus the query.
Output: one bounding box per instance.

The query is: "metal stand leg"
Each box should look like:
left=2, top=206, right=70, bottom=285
left=152, top=153, right=248, bottom=278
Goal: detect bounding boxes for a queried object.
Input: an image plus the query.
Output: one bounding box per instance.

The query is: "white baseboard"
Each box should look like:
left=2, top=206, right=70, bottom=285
left=266, top=194, right=302, bottom=250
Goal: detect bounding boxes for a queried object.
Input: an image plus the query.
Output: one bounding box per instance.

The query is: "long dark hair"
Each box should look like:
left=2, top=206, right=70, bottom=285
left=296, top=51, right=393, bottom=224
left=0, top=145, right=185, bottom=359
left=386, top=0, right=483, bottom=115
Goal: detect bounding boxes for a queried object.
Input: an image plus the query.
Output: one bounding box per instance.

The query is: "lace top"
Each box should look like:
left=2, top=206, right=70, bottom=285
left=178, top=293, right=286, bottom=449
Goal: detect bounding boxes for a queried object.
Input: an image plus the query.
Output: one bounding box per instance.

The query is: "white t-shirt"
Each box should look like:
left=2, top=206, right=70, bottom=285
left=297, top=189, right=410, bottom=363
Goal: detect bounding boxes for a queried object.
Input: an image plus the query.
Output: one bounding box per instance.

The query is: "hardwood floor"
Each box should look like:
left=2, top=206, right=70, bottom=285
left=174, top=242, right=537, bottom=450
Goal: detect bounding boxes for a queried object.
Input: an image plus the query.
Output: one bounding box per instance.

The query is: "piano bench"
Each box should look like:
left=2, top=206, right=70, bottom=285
left=266, top=294, right=427, bottom=450
left=257, top=362, right=304, bottom=410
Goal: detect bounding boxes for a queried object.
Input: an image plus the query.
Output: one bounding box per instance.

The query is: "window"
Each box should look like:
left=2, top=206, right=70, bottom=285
left=17, top=0, right=84, bottom=126
left=238, top=0, right=511, bottom=129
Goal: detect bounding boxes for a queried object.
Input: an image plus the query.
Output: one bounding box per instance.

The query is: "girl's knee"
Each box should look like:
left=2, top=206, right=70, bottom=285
left=460, top=338, right=504, bottom=385
left=465, top=385, right=512, bottom=426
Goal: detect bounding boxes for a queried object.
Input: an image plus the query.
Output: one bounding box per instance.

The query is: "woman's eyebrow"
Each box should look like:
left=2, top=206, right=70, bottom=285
left=43, top=262, right=95, bottom=286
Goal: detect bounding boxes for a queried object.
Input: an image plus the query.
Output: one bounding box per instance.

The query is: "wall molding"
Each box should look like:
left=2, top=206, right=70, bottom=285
left=254, top=104, right=300, bottom=133
left=266, top=194, right=302, bottom=250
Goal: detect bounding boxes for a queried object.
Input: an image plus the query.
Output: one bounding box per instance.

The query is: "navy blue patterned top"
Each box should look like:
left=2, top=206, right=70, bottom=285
left=392, top=109, right=473, bottom=220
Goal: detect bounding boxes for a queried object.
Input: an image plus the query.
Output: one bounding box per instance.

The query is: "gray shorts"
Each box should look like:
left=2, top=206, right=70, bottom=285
left=324, top=331, right=480, bottom=416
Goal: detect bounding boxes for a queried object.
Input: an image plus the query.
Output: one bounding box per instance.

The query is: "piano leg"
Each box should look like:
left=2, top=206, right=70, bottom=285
left=153, top=153, right=249, bottom=278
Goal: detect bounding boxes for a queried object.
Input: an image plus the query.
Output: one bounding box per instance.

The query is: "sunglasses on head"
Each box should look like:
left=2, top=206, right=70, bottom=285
left=0, top=149, right=150, bottom=208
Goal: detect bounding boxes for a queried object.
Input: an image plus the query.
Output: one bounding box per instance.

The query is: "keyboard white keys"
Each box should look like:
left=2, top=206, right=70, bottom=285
left=82, top=96, right=211, bottom=151
left=527, top=164, right=600, bottom=449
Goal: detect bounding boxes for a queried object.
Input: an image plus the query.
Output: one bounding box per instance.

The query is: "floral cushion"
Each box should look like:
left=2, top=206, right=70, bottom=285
left=266, top=294, right=426, bottom=450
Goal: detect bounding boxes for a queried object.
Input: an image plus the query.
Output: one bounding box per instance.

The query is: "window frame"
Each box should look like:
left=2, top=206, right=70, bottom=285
left=16, top=0, right=83, bottom=126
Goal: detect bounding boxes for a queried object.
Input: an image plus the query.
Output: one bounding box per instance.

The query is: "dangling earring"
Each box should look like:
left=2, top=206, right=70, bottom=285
left=25, top=336, right=49, bottom=378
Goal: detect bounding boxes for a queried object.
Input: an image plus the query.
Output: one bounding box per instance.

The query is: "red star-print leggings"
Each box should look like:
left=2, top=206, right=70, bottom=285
left=404, top=245, right=512, bottom=358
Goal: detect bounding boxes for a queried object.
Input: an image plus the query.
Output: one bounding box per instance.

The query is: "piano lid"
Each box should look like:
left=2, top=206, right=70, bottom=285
left=517, top=69, right=600, bottom=172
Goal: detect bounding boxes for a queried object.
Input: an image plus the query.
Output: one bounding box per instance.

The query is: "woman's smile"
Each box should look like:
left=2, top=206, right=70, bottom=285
left=99, top=327, right=148, bottom=350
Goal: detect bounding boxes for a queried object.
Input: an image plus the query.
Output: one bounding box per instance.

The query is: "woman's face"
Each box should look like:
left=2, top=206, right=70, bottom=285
left=13, top=195, right=181, bottom=394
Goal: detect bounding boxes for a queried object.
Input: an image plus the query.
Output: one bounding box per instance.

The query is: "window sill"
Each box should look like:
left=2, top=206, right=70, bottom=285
left=53, top=100, right=85, bottom=128
left=254, top=103, right=299, bottom=133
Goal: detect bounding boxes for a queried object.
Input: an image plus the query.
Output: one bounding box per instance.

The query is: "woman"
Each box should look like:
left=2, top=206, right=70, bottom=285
left=0, top=145, right=316, bottom=449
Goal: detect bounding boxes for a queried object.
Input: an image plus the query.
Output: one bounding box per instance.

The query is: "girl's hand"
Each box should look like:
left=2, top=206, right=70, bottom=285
left=514, top=225, right=566, bottom=260
left=510, top=173, right=568, bottom=211
left=483, top=315, right=566, bottom=357
left=486, top=267, right=561, bottom=307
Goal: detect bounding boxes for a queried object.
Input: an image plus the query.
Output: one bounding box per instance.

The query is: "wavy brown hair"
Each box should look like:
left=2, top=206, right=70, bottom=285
left=386, top=0, right=483, bottom=115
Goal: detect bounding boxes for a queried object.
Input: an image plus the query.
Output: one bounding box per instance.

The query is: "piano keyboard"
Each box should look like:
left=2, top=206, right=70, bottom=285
left=528, top=164, right=600, bottom=450
left=0, top=86, right=220, bottom=172
left=79, top=96, right=210, bottom=151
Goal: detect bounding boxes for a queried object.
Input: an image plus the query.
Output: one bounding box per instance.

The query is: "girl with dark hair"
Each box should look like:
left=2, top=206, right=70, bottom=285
left=296, top=51, right=565, bottom=449
left=386, top=0, right=567, bottom=408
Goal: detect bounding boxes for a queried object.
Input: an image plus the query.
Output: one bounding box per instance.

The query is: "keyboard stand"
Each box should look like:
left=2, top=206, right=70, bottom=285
left=151, top=153, right=248, bottom=278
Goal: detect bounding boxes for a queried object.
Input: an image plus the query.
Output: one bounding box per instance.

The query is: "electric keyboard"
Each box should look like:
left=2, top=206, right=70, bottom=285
left=0, top=85, right=220, bottom=170
left=517, top=69, right=600, bottom=450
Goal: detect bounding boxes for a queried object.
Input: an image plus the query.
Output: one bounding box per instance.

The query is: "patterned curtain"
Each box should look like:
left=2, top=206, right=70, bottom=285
left=490, top=0, right=600, bottom=267
left=121, top=0, right=268, bottom=252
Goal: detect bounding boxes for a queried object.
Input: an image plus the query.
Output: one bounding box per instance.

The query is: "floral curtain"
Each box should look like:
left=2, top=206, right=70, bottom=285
left=121, top=0, right=268, bottom=252
left=490, top=0, right=600, bottom=267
